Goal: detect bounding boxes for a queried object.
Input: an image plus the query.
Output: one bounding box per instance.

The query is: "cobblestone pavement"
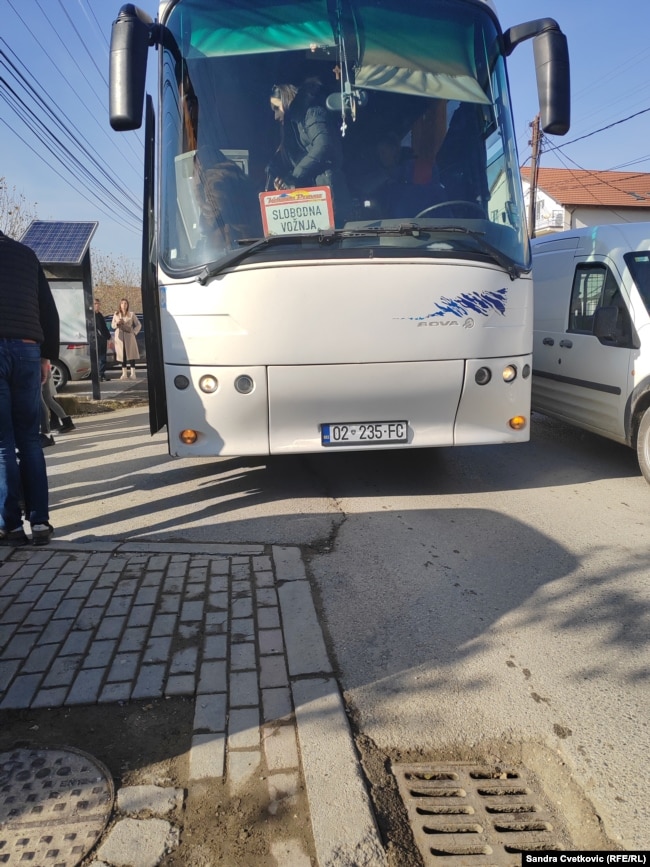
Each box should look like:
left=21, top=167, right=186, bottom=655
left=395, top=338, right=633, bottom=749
left=0, top=541, right=385, bottom=867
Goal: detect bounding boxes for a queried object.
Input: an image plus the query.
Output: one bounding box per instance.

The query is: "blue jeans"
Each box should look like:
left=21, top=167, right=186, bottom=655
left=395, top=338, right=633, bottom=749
left=0, top=340, right=50, bottom=530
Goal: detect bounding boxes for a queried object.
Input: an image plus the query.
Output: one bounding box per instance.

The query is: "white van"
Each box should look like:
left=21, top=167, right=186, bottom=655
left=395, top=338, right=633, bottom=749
left=531, top=223, right=650, bottom=483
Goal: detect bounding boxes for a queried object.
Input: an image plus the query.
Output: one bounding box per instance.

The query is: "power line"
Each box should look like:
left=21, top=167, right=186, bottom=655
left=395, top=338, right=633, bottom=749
left=5, top=0, right=143, bottom=173
left=0, top=113, right=138, bottom=233
left=0, top=43, right=141, bottom=218
left=551, top=149, right=641, bottom=224
left=0, top=80, right=141, bottom=232
left=543, top=105, right=650, bottom=154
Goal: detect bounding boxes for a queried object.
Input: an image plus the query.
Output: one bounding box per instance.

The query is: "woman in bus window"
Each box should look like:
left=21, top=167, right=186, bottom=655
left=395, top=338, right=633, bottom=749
left=267, top=78, right=351, bottom=223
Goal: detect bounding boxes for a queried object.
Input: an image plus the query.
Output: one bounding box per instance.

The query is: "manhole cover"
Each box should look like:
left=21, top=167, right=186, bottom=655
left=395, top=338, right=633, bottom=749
left=0, top=746, right=114, bottom=866
left=393, top=762, right=565, bottom=867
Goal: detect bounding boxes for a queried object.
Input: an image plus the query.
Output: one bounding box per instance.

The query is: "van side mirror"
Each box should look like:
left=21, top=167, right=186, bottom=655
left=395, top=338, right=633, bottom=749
left=503, top=18, right=570, bottom=136
left=593, top=306, right=618, bottom=342
left=109, top=4, right=154, bottom=131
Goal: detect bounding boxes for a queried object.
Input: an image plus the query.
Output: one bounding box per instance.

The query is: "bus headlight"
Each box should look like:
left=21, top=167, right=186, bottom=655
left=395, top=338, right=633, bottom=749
left=199, top=375, right=219, bottom=393
left=508, top=416, right=526, bottom=430
left=235, top=374, right=254, bottom=394
left=174, top=375, right=190, bottom=390
left=180, top=429, right=198, bottom=444
left=502, top=365, right=517, bottom=382
left=475, top=366, right=491, bottom=386
left=522, top=364, right=531, bottom=379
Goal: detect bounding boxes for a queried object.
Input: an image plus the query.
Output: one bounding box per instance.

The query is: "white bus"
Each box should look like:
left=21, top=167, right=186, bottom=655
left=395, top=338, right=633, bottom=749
left=109, top=0, right=570, bottom=457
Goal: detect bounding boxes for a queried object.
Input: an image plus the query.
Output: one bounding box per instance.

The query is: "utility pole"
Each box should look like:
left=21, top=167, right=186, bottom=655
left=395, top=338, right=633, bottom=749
left=527, top=114, right=541, bottom=239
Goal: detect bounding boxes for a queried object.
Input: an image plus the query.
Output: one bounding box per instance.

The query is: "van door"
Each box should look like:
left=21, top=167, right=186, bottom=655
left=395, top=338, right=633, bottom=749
left=533, top=258, right=635, bottom=440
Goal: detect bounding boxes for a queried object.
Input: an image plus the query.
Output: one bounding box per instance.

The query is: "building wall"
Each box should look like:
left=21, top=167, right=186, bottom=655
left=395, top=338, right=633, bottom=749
left=571, top=206, right=650, bottom=229
left=522, top=181, right=650, bottom=235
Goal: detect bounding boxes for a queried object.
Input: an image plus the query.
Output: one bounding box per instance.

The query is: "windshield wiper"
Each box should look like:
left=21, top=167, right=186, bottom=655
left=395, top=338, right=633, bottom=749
left=422, top=225, right=523, bottom=280
left=198, top=226, right=426, bottom=283
left=198, top=236, right=298, bottom=284
left=198, top=225, right=522, bottom=283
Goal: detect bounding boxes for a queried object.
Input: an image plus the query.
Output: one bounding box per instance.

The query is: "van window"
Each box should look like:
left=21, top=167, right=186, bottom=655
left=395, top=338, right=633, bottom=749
left=624, top=251, right=650, bottom=315
left=569, top=264, right=621, bottom=330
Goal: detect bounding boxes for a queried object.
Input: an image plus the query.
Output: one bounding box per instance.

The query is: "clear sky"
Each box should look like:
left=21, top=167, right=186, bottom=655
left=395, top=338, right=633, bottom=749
left=3, top=1, right=650, bottom=265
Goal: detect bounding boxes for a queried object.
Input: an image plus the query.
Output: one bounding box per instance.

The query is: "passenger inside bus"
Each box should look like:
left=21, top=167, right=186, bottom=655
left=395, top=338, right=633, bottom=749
left=265, top=78, right=352, bottom=224
left=354, top=130, right=446, bottom=219
left=193, top=145, right=262, bottom=252
left=344, top=95, right=491, bottom=222
left=435, top=101, right=489, bottom=211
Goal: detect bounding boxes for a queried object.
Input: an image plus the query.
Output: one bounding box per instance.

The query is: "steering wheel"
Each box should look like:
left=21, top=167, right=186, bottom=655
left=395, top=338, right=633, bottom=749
left=415, top=200, right=486, bottom=219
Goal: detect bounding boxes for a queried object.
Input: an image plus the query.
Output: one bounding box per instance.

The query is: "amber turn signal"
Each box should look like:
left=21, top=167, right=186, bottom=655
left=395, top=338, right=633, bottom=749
left=508, top=416, right=527, bottom=431
left=180, top=429, right=198, bottom=444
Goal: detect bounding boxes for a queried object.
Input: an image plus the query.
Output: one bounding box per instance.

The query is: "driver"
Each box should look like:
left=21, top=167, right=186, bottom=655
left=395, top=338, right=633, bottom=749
left=363, top=131, right=447, bottom=219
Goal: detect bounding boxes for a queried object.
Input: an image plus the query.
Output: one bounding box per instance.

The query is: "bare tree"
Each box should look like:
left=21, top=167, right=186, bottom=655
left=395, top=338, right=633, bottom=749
left=0, top=178, right=142, bottom=313
left=91, top=249, right=142, bottom=314
left=0, top=178, right=38, bottom=239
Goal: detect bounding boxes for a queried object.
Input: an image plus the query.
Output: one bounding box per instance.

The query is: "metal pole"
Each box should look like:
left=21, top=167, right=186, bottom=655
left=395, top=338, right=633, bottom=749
left=527, top=114, right=541, bottom=239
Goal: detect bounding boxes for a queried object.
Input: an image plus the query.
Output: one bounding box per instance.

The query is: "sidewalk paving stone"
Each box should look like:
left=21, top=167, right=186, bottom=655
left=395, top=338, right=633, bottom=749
left=0, top=542, right=386, bottom=867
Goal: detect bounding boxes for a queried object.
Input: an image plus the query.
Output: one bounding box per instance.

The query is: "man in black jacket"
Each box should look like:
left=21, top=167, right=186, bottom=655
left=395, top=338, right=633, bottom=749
left=0, top=230, right=60, bottom=546
left=94, top=298, right=112, bottom=381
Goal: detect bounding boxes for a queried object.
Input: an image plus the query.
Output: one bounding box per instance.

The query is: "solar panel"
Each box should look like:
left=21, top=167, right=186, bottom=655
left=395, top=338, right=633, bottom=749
left=20, top=220, right=98, bottom=265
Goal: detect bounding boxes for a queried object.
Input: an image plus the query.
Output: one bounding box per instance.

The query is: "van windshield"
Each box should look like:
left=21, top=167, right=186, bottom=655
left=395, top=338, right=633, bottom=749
left=624, top=251, right=650, bottom=314
left=158, top=0, right=529, bottom=277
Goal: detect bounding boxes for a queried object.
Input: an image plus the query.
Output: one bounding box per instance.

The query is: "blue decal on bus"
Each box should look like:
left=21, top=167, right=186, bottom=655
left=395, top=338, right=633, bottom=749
left=400, top=287, right=508, bottom=321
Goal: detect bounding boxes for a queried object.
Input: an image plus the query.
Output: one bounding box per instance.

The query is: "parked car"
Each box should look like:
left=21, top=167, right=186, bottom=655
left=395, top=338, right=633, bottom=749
left=51, top=343, right=92, bottom=390
left=105, top=313, right=146, bottom=367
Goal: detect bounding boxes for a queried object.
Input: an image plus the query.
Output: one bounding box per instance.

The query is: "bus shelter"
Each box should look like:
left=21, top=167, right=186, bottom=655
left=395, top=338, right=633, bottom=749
left=20, top=220, right=100, bottom=399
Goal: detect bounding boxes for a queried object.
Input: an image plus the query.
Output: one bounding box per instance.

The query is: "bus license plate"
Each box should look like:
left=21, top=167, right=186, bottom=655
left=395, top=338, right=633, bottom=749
left=321, top=421, right=408, bottom=446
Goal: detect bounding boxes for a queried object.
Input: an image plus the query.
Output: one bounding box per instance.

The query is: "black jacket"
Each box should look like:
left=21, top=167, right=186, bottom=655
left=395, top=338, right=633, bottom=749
left=0, top=231, right=59, bottom=360
left=95, top=310, right=111, bottom=350
left=271, top=79, right=343, bottom=186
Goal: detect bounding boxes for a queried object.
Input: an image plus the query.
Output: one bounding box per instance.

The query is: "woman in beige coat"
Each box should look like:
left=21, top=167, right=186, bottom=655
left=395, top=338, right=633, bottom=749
left=112, top=298, right=142, bottom=380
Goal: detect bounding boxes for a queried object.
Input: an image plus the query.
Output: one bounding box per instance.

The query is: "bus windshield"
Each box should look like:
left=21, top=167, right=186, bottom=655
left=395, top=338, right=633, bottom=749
left=159, top=0, right=528, bottom=276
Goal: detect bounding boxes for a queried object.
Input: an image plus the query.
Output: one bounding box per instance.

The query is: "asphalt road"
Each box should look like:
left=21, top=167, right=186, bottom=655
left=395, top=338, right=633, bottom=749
left=51, top=386, right=650, bottom=850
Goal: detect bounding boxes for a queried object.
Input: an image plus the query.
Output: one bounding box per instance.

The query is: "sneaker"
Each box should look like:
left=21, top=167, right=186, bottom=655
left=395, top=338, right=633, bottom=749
left=40, top=433, right=56, bottom=448
left=31, top=522, right=54, bottom=546
left=130, top=369, right=137, bottom=379
left=59, top=417, right=76, bottom=433
left=120, top=371, right=128, bottom=380
left=0, top=527, right=29, bottom=547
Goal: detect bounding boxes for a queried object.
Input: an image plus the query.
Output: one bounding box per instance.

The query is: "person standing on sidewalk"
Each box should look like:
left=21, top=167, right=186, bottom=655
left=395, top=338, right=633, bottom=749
left=94, top=298, right=112, bottom=381
left=112, top=298, right=141, bottom=380
left=0, top=229, right=59, bottom=546
left=40, top=366, right=75, bottom=447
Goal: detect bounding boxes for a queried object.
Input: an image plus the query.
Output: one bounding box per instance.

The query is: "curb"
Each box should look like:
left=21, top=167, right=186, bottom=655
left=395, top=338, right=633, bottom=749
left=273, top=546, right=387, bottom=867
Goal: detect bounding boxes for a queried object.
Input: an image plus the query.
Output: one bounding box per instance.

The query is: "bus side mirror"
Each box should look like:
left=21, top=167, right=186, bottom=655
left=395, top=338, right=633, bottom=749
left=503, top=18, right=570, bottom=136
left=533, top=29, right=570, bottom=136
left=109, top=4, right=154, bottom=131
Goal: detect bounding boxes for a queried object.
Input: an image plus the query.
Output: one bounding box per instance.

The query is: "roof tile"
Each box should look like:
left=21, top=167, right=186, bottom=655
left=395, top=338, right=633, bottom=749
left=521, top=167, right=650, bottom=208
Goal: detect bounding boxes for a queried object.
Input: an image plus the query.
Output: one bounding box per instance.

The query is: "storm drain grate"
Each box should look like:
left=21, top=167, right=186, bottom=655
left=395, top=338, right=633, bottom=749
left=393, top=762, right=562, bottom=867
left=0, top=746, right=114, bottom=867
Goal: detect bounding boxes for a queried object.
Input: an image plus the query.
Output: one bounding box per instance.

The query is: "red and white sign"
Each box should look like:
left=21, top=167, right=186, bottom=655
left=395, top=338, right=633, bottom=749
left=259, top=186, right=335, bottom=236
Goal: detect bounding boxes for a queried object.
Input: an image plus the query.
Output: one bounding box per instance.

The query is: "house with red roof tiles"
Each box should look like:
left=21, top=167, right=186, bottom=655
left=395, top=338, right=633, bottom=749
left=520, top=167, right=650, bottom=235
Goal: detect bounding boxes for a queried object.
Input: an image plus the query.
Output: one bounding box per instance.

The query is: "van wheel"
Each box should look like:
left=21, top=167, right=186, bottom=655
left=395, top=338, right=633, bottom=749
left=637, top=409, right=650, bottom=484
